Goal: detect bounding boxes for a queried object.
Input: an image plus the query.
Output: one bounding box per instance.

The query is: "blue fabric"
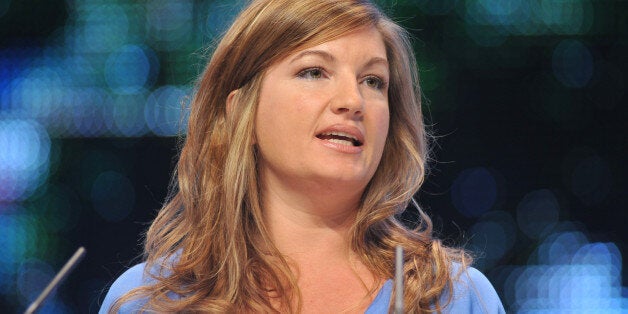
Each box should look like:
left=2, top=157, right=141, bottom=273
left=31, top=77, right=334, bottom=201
left=364, top=267, right=506, bottom=313
left=101, top=263, right=505, bottom=313
left=100, top=263, right=149, bottom=314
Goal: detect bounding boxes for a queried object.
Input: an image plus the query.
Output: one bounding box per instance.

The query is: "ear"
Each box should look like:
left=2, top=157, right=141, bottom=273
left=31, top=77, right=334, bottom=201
left=226, top=89, right=239, bottom=117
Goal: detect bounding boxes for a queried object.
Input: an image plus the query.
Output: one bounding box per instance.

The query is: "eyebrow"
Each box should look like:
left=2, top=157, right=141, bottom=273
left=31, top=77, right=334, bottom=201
left=289, top=49, right=389, bottom=70
left=289, top=50, right=335, bottom=64
left=363, top=56, right=389, bottom=71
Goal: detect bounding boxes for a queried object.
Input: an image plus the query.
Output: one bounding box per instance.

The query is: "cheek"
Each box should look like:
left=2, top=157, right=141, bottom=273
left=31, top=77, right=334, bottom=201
left=254, top=96, right=278, bottom=150
left=255, top=101, right=303, bottom=152
left=375, top=109, right=390, bottom=151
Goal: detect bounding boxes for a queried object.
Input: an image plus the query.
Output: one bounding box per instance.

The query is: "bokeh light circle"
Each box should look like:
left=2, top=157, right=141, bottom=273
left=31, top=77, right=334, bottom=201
left=451, top=167, right=497, bottom=217
left=146, top=0, right=193, bottom=50
left=78, top=3, right=130, bottom=53
left=105, top=45, right=158, bottom=95
left=144, top=85, right=189, bottom=136
left=90, top=170, right=136, bottom=222
left=204, top=0, right=243, bottom=38
left=0, top=208, right=39, bottom=294
left=552, top=39, right=594, bottom=88
left=109, top=93, right=149, bottom=136
left=71, top=87, right=109, bottom=137
left=17, top=259, right=55, bottom=305
left=539, top=0, right=593, bottom=35
left=516, top=189, right=560, bottom=239
left=510, top=228, right=625, bottom=312
left=469, top=210, right=517, bottom=270
left=0, top=119, right=50, bottom=201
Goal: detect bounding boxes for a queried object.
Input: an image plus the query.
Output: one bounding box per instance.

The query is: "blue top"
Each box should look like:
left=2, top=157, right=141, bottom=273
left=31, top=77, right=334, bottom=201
left=100, top=263, right=505, bottom=313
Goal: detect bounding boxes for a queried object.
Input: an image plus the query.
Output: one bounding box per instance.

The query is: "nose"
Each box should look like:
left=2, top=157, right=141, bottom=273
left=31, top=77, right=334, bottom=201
left=331, top=77, right=364, bottom=118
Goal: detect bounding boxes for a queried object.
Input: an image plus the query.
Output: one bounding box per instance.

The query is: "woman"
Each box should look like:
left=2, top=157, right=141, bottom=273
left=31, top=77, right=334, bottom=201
left=101, top=0, right=505, bottom=312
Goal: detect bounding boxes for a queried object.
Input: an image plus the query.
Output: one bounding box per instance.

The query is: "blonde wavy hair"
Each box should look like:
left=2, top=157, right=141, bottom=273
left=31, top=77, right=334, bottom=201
left=110, top=0, right=469, bottom=312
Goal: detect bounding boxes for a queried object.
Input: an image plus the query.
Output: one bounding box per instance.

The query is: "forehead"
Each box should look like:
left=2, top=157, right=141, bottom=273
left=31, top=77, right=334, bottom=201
left=279, top=26, right=388, bottom=64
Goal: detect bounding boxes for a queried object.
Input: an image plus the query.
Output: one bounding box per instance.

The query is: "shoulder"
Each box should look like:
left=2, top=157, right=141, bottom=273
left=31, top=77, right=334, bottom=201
left=365, top=265, right=505, bottom=314
left=441, top=264, right=506, bottom=314
left=99, top=263, right=151, bottom=314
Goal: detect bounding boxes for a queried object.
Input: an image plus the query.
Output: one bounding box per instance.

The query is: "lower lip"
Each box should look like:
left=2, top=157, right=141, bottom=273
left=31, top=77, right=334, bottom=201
left=316, top=138, right=363, bottom=154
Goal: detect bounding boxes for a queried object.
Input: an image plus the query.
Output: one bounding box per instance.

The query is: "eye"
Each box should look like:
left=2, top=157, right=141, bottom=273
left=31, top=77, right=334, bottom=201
left=297, top=67, right=325, bottom=80
left=364, top=76, right=386, bottom=90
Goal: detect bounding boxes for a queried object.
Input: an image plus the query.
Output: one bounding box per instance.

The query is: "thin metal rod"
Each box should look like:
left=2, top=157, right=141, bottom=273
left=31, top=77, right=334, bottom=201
left=394, top=245, right=404, bottom=314
left=25, top=247, right=86, bottom=314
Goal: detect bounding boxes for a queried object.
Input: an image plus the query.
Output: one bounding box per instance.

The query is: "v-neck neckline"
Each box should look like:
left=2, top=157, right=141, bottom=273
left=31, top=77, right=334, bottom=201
left=364, top=279, right=393, bottom=313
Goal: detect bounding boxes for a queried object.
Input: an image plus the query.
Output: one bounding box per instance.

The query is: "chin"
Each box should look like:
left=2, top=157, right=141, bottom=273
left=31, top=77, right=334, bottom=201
left=315, top=171, right=373, bottom=189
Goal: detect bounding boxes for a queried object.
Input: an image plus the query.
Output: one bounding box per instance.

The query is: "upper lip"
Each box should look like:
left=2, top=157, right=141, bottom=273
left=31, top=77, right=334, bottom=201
left=315, top=124, right=365, bottom=146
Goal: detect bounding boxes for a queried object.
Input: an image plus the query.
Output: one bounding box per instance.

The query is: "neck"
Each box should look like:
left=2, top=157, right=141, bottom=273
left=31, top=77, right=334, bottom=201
left=259, top=171, right=381, bottom=313
left=260, top=170, right=364, bottom=258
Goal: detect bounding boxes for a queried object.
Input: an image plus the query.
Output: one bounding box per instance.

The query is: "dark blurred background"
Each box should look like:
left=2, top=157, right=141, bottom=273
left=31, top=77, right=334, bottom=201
left=0, top=0, right=626, bottom=312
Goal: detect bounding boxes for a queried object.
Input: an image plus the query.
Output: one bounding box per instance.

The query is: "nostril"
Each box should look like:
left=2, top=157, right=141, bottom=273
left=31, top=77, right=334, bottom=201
left=333, top=107, right=362, bottom=115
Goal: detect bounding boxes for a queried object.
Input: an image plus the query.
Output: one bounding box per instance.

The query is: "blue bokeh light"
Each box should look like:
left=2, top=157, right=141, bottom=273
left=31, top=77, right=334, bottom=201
left=36, top=184, right=81, bottom=233
left=462, top=0, right=594, bottom=38
left=144, top=85, right=189, bottom=136
left=13, top=64, right=68, bottom=120
left=470, top=211, right=517, bottom=270
left=71, top=87, right=109, bottom=137
left=91, top=170, right=136, bottom=222
left=508, top=229, right=626, bottom=312
left=0, top=208, right=38, bottom=295
left=0, top=120, right=50, bottom=201
left=108, top=93, right=148, bottom=136
left=76, top=3, right=130, bottom=53
left=451, top=167, right=498, bottom=217
left=60, top=55, right=99, bottom=89
left=204, top=0, right=243, bottom=38
left=105, top=45, right=158, bottom=95
left=146, top=0, right=193, bottom=51
left=539, top=0, right=593, bottom=35
left=17, top=259, right=55, bottom=306
left=516, top=189, right=560, bottom=239
left=552, top=39, right=594, bottom=88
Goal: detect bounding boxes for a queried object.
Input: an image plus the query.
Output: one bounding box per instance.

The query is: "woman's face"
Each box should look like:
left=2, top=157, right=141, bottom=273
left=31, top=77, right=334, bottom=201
left=254, top=27, right=390, bottom=194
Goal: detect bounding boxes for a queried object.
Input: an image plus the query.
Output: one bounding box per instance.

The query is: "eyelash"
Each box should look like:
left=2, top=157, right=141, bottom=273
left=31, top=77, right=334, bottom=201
left=297, top=67, right=388, bottom=91
left=297, top=67, right=326, bottom=80
left=363, top=76, right=387, bottom=90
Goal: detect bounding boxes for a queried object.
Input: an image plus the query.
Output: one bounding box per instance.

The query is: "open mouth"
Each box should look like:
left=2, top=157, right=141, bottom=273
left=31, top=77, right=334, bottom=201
left=316, top=131, right=363, bottom=147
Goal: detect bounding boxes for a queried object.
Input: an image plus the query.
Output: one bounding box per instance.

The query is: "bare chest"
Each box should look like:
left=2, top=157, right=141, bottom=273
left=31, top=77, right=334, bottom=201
left=296, top=267, right=380, bottom=313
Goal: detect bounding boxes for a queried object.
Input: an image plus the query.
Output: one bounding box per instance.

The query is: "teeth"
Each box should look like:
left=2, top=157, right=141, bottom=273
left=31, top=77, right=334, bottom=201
left=320, top=131, right=358, bottom=141
left=327, top=138, right=354, bottom=146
